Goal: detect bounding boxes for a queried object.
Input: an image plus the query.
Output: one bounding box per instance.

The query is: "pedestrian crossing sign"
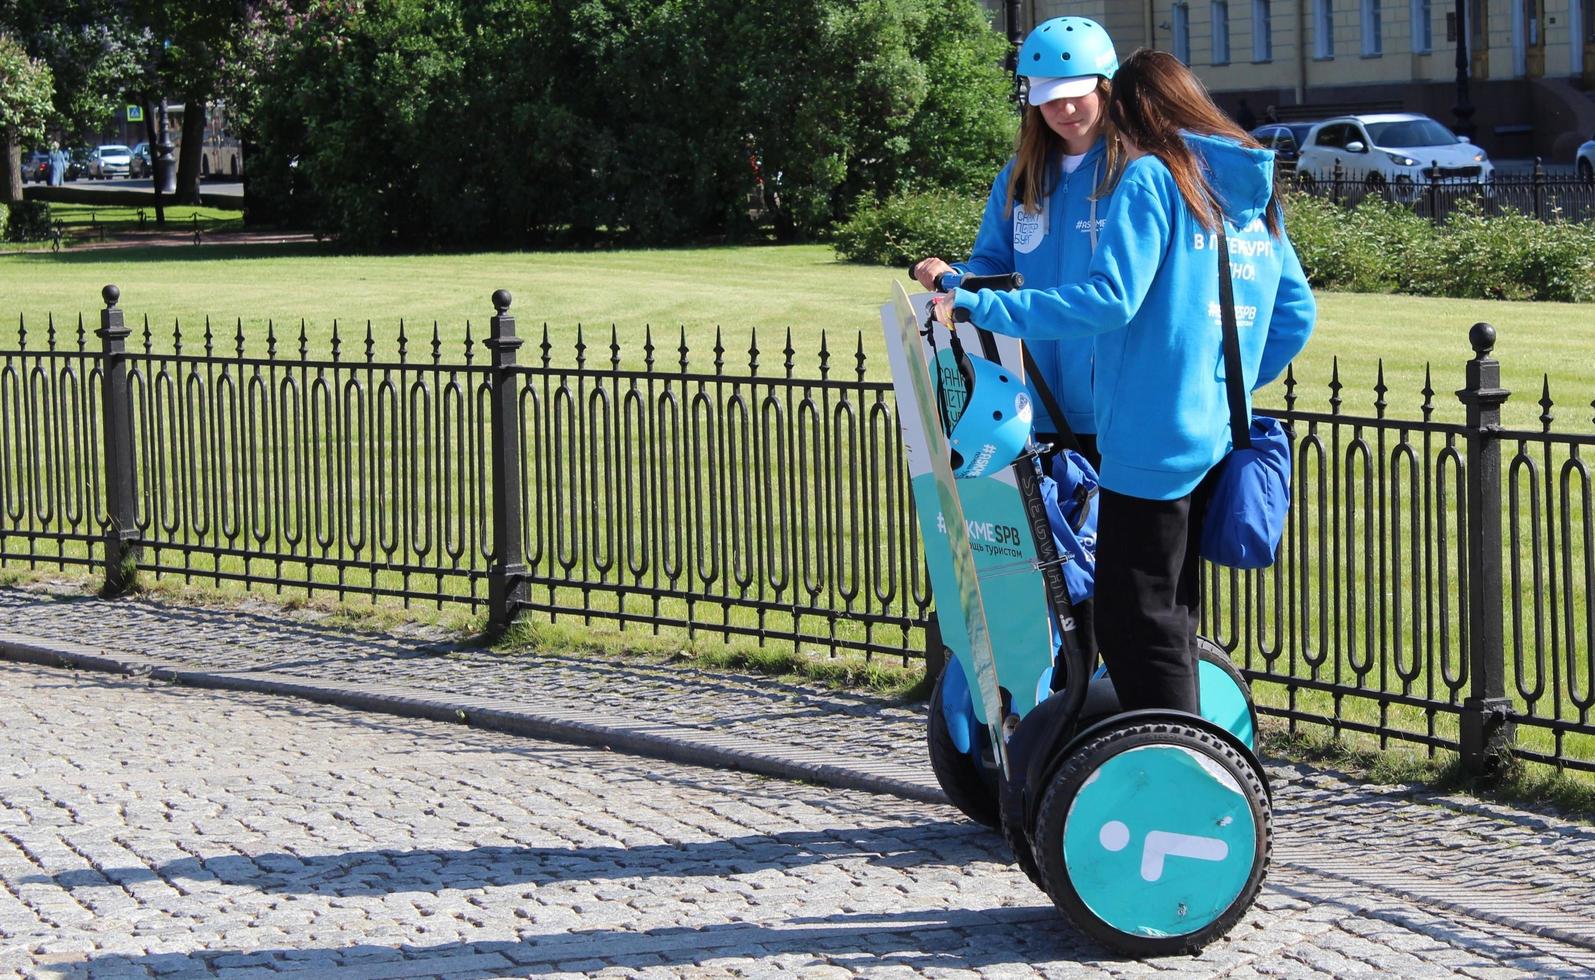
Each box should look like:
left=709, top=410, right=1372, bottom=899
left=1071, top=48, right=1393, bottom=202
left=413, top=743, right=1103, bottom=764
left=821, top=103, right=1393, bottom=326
left=126, top=105, right=144, bottom=122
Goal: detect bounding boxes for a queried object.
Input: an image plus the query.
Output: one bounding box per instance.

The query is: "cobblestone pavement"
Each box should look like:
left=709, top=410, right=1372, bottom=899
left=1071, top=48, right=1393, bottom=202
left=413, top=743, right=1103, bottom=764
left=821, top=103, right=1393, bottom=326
left=0, top=587, right=933, bottom=798
left=3, top=662, right=1595, bottom=980
left=3, top=585, right=1595, bottom=976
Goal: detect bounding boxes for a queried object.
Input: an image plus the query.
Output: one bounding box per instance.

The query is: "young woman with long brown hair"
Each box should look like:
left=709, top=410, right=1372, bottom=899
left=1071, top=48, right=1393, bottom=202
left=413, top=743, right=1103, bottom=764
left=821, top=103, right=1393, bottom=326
left=911, top=15, right=1122, bottom=469
left=937, top=48, right=1316, bottom=715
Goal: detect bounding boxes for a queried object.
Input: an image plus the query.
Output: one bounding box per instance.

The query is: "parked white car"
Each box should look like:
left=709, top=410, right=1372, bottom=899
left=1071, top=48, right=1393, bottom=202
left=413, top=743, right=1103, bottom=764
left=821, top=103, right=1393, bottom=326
left=1296, top=113, right=1494, bottom=200
left=1578, top=134, right=1594, bottom=182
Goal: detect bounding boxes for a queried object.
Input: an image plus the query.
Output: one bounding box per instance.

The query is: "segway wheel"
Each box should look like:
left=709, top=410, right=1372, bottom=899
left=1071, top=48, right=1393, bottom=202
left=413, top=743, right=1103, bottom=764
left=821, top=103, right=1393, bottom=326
left=1195, top=638, right=1259, bottom=752
left=926, top=666, right=1001, bottom=830
left=1032, top=720, right=1271, bottom=957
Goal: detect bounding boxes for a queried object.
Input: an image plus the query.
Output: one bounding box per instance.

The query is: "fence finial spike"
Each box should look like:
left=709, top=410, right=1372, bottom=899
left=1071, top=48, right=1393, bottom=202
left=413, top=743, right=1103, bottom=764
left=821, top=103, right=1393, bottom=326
left=102, top=284, right=120, bottom=308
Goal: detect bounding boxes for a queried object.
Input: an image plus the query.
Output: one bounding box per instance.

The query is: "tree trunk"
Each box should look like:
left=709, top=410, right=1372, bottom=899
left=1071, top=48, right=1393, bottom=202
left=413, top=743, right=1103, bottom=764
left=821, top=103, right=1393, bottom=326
left=3, top=129, right=21, bottom=205
left=175, top=100, right=207, bottom=205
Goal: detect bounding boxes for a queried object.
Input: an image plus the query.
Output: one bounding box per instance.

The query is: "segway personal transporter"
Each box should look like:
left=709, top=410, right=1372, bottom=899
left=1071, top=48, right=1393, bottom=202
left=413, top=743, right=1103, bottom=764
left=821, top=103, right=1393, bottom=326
left=882, top=277, right=1271, bottom=957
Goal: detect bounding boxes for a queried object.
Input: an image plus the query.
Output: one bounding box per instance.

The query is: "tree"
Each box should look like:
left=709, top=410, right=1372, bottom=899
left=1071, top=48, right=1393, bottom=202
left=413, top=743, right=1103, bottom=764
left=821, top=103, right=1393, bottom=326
left=234, top=0, right=1016, bottom=248
left=0, top=33, right=53, bottom=203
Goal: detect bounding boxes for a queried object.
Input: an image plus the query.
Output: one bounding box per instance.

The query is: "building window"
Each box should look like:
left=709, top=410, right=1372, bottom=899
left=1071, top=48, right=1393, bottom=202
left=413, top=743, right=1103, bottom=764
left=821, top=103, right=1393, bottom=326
left=1362, top=0, right=1382, bottom=55
left=1411, top=0, right=1431, bottom=52
left=1254, top=0, right=1274, bottom=61
left=1213, top=0, right=1231, bottom=64
left=1173, top=3, right=1192, bottom=63
left=1315, top=0, right=1334, bottom=57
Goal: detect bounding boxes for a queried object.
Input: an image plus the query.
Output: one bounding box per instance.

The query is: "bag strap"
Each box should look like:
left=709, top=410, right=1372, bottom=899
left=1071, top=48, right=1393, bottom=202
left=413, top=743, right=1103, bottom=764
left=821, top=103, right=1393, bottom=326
left=1214, top=215, right=1251, bottom=451
left=1021, top=343, right=1081, bottom=453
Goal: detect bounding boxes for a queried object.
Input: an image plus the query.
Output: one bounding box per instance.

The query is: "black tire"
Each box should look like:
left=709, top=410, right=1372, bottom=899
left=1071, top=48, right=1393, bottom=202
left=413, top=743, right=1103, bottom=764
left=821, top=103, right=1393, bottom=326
left=1032, top=720, right=1271, bottom=957
left=926, top=666, right=1001, bottom=830
left=1580, top=159, right=1594, bottom=184
left=1002, top=795, right=1045, bottom=888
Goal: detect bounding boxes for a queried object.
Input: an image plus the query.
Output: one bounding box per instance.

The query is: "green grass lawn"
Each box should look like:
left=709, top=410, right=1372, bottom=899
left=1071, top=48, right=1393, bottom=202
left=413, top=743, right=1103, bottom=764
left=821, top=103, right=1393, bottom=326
left=1, top=242, right=1588, bottom=428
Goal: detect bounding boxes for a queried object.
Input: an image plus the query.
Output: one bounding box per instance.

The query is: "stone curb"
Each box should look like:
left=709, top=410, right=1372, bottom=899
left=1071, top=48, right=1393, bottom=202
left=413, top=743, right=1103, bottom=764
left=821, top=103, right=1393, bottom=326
left=0, top=633, right=949, bottom=808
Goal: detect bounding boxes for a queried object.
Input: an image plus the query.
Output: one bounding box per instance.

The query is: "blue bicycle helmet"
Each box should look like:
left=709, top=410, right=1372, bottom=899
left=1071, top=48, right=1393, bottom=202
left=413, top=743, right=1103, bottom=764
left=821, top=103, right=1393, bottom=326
left=935, top=349, right=1033, bottom=479
left=1017, top=17, right=1118, bottom=105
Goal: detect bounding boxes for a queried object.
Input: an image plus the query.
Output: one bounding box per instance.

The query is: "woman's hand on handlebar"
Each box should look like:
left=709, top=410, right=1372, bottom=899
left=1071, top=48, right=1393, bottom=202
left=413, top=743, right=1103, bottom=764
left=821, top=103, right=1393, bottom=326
left=930, top=291, right=957, bottom=329
left=912, top=257, right=953, bottom=292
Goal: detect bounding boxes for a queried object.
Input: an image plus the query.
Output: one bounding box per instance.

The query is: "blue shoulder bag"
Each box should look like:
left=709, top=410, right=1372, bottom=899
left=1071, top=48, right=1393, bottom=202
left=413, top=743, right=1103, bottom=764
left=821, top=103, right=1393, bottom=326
left=1200, top=220, right=1292, bottom=569
left=1021, top=345, right=1099, bottom=603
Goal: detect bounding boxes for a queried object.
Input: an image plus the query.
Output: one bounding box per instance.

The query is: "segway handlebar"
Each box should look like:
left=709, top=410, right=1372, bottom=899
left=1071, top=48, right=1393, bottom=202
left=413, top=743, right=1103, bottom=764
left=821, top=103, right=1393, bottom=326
left=937, top=271, right=1024, bottom=293
left=906, top=261, right=1024, bottom=296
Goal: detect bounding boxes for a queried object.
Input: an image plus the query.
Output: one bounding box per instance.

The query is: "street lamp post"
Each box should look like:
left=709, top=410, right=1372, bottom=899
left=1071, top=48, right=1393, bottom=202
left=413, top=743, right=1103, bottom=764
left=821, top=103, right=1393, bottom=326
left=154, top=97, right=177, bottom=195
left=1004, top=0, right=1024, bottom=106
left=1453, top=0, right=1477, bottom=140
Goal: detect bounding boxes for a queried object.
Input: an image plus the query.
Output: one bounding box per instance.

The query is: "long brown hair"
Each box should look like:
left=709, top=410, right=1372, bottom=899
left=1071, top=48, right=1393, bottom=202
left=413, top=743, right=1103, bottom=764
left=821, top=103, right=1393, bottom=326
left=1004, top=78, right=1120, bottom=217
left=1105, top=49, right=1281, bottom=236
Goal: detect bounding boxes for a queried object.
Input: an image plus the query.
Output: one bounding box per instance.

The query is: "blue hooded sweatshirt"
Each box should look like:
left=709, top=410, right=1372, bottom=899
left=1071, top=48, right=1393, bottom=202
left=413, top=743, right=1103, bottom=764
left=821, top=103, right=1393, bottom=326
left=953, top=138, right=1111, bottom=435
left=952, top=133, right=1316, bottom=501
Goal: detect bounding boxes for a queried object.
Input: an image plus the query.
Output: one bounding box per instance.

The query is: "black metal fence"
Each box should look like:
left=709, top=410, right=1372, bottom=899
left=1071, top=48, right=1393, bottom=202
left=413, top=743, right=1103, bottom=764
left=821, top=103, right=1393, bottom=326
left=1292, top=160, right=1595, bottom=223
left=3, top=287, right=1593, bottom=776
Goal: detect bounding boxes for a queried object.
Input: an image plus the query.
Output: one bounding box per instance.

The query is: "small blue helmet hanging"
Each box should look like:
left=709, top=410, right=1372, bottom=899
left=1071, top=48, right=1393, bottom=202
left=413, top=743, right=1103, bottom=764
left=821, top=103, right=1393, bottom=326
left=935, top=349, right=1034, bottom=479
left=1017, top=17, right=1118, bottom=106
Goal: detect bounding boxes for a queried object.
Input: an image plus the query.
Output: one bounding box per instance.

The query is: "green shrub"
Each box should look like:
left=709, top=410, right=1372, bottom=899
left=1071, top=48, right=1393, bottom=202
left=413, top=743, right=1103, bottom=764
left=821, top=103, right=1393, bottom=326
left=1285, top=193, right=1438, bottom=294
left=832, top=188, right=985, bottom=267
left=4, top=201, right=51, bottom=242
left=1414, top=205, right=1595, bottom=303
left=1287, top=192, right=1594, bottom=302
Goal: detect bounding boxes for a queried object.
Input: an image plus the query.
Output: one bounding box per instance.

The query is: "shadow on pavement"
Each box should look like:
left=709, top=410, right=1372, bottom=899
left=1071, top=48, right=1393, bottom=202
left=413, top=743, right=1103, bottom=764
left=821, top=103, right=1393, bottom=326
left=21, top=824, right=991, bottom=897
left=44, top=908, right=1101, bottom=977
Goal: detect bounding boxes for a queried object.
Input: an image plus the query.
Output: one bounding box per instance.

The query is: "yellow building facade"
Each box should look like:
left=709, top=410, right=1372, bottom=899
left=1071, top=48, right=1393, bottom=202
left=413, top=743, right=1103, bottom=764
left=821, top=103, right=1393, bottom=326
left=983, top=0, right=1595, bottom=161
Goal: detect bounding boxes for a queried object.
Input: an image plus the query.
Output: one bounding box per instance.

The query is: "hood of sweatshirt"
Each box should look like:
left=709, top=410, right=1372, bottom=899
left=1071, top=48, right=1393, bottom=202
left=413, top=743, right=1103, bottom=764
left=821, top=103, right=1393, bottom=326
left=1186, top=131, right=1275, bottom=229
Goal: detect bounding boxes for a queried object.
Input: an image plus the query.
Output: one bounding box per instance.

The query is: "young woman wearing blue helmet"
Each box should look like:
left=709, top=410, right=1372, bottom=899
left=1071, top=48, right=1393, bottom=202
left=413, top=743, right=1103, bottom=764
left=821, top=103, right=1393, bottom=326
left=911, top=15, right=1121, bottom=468
left=936, top=49, right=1316, bottom=716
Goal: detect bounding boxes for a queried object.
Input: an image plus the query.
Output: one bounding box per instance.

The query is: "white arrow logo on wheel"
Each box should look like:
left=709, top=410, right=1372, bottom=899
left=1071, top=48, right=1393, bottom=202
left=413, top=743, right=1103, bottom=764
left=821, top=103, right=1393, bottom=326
left=1098, top=821, right=1229, bottom=882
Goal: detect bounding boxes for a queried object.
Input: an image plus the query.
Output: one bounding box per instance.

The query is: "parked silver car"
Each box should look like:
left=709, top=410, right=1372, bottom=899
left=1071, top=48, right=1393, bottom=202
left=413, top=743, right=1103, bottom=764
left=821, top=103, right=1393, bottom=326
left=88, top=144, right=133, bottom=179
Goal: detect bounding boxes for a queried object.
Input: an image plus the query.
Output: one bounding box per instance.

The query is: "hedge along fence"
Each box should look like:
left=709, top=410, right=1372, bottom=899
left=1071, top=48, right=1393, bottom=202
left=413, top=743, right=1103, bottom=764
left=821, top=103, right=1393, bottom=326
left=3, top=287, right=1595, bottom=778
left=835, top=188, right=1595, bottom=302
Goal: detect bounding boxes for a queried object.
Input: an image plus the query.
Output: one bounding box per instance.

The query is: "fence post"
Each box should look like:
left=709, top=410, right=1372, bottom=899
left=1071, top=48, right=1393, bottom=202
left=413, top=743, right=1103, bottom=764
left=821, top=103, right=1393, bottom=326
left=1532, top=157, right=1545, bottom=221
left=1427, top=160, right=1441, bottom=219
left=1456, top=322, right=1515, bottom=775
left=1331, top=159, right=1343, bottom=204
left=485, top=289, right=528, bottom=635
left=97, top=285, right=140, bottom=595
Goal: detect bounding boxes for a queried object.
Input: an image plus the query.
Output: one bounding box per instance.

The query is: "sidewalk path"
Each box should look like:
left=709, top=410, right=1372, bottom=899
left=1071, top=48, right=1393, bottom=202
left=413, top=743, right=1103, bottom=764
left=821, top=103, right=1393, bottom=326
left=4, top=585, right=1595, bottom=975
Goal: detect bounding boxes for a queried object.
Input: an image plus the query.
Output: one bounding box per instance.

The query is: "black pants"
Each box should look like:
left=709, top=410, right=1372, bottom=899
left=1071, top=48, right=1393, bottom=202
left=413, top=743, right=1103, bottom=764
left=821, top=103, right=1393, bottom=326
left=1094, top=479, right=1211, bottom=715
